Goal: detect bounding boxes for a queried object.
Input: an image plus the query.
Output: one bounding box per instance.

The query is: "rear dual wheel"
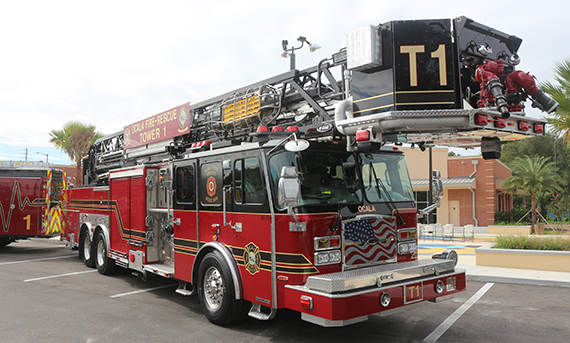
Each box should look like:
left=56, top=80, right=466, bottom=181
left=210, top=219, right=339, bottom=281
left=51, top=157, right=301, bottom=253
left=80, top=231, right=95, bottom=268
left=95, top=232, right=116, bottom=275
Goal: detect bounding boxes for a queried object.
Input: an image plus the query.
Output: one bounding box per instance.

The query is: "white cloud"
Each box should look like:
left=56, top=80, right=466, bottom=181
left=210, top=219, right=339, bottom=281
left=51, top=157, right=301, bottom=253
left=0, top=0, right=569, bottom=164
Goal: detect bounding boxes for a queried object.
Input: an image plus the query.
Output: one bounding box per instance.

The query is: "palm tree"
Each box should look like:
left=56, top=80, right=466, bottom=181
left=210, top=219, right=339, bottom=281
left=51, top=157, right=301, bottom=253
left=542, top=58, right=570, bottom=143
left=49, top=121, right=104, bottom=186
left=503, top=156, right=563, bottom=233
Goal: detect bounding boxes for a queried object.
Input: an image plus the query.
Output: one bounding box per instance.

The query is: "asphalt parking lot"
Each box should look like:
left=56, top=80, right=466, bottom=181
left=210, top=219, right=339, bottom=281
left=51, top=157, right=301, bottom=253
left=1, top=238, right=569, bottom=343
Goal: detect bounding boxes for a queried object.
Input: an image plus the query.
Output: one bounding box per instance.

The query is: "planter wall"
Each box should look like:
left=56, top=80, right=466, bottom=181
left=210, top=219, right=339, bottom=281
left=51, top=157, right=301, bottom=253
left=537, top=223, right=570, bottom=232
left=476, top=244, right=570, bottom=272
left=488, top=225, right=531, bottom=235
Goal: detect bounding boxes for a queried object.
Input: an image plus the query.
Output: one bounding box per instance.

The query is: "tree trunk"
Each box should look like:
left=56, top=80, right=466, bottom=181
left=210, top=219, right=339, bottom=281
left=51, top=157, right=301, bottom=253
left=75, top=156, right=82, bottom=187
left=530, top=194, right=536, bottom=234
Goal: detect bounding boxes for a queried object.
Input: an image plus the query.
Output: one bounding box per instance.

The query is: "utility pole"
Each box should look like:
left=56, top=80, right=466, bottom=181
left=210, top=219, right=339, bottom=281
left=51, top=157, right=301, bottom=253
left=428, top=147, right=433, bottom=224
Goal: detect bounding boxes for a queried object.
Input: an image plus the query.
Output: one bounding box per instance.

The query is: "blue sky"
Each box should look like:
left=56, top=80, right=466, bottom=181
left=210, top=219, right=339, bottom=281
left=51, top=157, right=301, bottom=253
left=1, top=0, right=568, bottom=165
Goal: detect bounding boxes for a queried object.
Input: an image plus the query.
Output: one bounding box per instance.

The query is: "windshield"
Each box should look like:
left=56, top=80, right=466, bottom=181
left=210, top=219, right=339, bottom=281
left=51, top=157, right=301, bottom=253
left=269, top=150, right=362, bottom=206
left=360, top=152, right=414, bottom=202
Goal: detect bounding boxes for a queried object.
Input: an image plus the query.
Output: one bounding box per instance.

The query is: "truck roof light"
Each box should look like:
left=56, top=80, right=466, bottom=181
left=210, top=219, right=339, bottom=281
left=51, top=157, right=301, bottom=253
left=257, top=126, right=269, bottom=132
left=190, top=141, right=212, bottom=150
left=286, top=126, right=299, bottom=132
left=475, top=113, right=488, bottom=126
left=272, top=126, right=284, bottom=132
left=518, top=121, right=529, bottom=131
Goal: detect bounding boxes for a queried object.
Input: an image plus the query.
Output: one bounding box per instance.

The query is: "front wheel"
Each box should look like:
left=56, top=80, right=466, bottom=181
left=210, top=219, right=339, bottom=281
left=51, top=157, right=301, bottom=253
left=197, top=251, right=249, bottom=325
left=95, top=232, right=116, bottom=275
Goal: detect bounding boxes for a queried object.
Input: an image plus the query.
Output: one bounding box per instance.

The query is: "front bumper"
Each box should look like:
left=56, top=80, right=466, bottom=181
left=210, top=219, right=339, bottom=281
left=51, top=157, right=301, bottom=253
left=284, top=259, right=466, bottom=327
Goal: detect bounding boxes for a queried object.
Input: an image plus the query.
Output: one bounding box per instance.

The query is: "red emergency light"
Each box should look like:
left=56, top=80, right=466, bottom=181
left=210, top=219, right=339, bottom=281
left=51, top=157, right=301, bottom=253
left=475, top=113, right=488, bottom=126
left=355, top=128, right=372, bottom=142
left=329, top=237, right=340, bottom=248
left=300, top=296, right=313, bottom=310
left=534, top=123, right=544, bottom=134
left=190, top=141, right=212, bottom=149
left=518, top=121, right=529, bottom=131
left=494, top=118, right=506, bottom=128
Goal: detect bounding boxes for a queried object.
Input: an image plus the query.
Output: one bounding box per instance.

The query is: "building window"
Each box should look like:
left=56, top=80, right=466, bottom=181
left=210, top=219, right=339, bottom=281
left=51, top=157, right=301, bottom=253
left=414, top=190, right=437, bottom=223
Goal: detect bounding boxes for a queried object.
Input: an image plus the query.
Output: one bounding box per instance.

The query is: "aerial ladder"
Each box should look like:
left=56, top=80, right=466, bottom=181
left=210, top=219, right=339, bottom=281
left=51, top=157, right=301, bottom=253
left=82, top=16, right=553, bottom=186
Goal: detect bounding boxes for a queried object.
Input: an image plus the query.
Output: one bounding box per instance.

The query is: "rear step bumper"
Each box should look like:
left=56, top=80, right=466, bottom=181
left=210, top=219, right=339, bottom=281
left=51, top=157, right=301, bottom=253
left=284, top=259, right=466, bottom=327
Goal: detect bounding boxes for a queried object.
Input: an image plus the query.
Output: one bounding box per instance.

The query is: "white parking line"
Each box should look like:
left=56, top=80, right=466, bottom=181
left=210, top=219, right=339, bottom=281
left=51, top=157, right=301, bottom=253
left=424, top=282, right=494, bottom=343
left=110, top=284, right=177, bottom=298
left=0, top=255, right=75, bottom=266
left=23, top=270, right=98, bottom=282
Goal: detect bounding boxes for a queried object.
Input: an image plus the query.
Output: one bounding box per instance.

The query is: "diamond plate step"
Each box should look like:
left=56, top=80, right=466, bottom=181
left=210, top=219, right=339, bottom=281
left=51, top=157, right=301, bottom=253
left=305, top=259, right=455, bottom=293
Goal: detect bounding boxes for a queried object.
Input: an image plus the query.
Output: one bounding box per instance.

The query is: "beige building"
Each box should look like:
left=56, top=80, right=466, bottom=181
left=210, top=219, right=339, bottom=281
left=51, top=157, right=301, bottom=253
left=403, top=147, right=513, bottom=227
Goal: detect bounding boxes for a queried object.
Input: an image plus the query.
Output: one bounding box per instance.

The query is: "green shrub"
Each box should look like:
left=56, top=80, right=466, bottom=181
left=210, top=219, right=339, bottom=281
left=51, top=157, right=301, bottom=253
left=494, top=234, right=570, bottom=251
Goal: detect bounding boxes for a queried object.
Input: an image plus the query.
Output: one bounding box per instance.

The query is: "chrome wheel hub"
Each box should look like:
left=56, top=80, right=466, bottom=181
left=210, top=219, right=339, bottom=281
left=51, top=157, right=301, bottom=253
left=203, top=266, right=224, bottom=311
left=97, top=239, right=105, bottom=266
left=83, top=235, right=91, bottom=260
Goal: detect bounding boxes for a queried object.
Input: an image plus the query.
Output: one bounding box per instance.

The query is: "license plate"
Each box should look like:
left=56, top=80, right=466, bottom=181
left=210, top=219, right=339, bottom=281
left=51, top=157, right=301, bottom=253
left=404, top=281, right=423, bottom=304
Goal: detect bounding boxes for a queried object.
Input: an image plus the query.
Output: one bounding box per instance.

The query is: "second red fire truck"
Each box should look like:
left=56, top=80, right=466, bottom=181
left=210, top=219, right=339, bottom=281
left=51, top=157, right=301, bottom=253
left=1, top=162, right=66, bottom=247
left=61, top=16, right=554, bottom=326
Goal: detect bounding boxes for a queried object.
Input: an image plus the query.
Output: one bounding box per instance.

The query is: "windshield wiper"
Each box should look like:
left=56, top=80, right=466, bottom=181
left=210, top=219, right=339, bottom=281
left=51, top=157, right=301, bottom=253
left=369, top=163, right=404, bottom=225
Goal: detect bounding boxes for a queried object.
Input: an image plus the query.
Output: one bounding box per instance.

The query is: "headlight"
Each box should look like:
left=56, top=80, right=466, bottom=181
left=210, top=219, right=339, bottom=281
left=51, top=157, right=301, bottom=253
left=397, top=242, right=417, bottom=255
left=314, top=235, right=341, bottom=251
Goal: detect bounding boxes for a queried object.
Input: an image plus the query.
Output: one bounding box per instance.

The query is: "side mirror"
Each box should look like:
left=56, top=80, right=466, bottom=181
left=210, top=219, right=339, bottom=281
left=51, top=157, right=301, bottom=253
left=278, top=166, right=300, bottom=208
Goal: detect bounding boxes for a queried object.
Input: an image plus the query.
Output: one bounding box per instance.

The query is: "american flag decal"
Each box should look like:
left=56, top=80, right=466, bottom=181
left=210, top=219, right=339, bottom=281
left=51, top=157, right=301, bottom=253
left=343, top=216, right=396, bottom=266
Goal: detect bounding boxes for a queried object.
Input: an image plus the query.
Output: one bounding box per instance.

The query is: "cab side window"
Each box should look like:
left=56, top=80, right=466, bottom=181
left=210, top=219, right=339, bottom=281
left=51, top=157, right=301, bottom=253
left=234, top=157, right=264, bottom=204
left=176, top=165, right=195, bottom=204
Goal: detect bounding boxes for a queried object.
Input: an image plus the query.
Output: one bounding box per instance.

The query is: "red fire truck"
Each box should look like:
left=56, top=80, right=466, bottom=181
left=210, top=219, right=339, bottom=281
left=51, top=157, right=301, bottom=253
left=1, top=162, right=66, bottom=247
left=61, top=16, right=554, bottom=326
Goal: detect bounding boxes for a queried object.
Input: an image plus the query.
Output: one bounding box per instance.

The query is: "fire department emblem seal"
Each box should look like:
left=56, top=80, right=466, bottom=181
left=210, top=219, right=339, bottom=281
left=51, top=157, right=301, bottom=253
left=179, top=106, right=188, bottom=130
left=243, top=242, right=261, bottom=275
left=206, top=176, right=217, bottom=197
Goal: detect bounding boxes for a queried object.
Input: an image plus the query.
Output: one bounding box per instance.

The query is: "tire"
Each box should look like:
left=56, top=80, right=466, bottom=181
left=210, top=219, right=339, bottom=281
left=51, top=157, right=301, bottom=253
left=80, top=231, right=95, bottom=268
left=0, top=238, right=12, bottom=248
left=95, top=231, right=116, bottom=275
left=197, top=251, right=249, bottom=325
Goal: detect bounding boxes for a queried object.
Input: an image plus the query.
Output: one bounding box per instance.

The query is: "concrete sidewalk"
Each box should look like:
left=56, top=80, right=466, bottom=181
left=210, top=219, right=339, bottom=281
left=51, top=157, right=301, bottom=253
left=418, top=228, right=570, bottom=288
